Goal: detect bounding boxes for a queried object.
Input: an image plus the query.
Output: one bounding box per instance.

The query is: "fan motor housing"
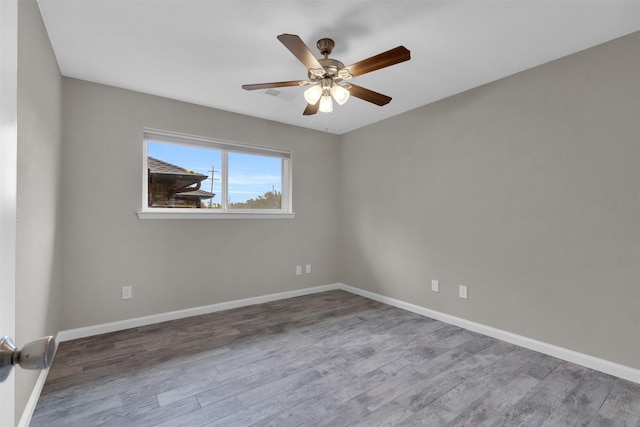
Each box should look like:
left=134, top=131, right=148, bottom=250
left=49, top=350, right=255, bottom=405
left=308, top=58, right=345, bottom=82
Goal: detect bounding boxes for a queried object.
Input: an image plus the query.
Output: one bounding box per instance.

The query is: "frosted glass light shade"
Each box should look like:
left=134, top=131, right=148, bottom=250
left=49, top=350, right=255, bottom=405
left=331, top=84, right=350, bottom=105
left=319, top=95, right=333, bottom=113
left=303, top=85, right=322, bottom=105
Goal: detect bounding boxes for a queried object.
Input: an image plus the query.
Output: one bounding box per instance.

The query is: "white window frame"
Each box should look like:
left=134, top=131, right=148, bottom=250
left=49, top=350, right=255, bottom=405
left=137, top=129, right=294, bottom=219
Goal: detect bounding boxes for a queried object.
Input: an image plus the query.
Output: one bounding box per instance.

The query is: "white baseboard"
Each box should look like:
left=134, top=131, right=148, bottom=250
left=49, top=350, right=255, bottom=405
left=18, top=369, right=48, bottom=427
left=57, top=283, right=341, bottom=341
left=336, top=283, right=640, bottom=384
left=17, top=339, right=59, bottom=427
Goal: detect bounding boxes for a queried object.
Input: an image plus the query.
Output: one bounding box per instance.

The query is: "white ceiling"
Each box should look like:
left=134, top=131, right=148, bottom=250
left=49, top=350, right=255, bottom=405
left=37, top=1, right=639, bottom=135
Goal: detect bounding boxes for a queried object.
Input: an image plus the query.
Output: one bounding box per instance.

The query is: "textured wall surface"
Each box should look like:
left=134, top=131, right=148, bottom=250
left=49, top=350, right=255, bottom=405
left=16, top=0, right=63, bottom=419
left=339, top=32, right=640, bottom=369
left=61, top=78, right=341, bottom=329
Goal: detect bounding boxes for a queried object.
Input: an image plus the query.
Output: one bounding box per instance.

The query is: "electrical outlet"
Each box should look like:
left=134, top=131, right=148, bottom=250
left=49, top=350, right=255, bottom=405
left=459, top=285, right=468, bottom=299
left=296, top=265, right=302, bottom=276
left=305, top=264, right=311, bottom=274
left=122, top=285, right=132, bottom=300
left=431, top=280, right=439, bottom=293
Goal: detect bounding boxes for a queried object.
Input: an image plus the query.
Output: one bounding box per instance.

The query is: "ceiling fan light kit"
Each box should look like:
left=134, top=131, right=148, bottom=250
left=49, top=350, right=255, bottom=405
left=331, top=84, right=350, bottom=105
left=242, top=34, right=410, bottom=116
left=303, top=85, right=322, bottom=105
left=319, top=95, right=333, bottom=113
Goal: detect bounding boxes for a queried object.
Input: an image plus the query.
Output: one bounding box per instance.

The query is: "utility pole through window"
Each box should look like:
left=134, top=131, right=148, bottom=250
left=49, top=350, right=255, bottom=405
left=207, top=166, right=220, bottom=207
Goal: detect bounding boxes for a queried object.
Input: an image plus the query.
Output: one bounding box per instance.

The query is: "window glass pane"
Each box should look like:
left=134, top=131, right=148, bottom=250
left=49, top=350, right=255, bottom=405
left=147, top=141, right=222, bottom=209
left=228, top=152, right=282, bottom=210
left=142, top=130, right=291, bottom=215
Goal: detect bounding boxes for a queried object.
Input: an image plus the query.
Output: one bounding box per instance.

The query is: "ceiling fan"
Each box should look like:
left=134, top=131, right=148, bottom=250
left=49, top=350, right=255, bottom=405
left=242, top=34, right=410, bottom=115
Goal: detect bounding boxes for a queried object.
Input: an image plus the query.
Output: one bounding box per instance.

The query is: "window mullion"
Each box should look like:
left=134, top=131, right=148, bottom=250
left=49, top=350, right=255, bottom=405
left=221, top=150, right=229, bottom=212
left=281, top=159, right=289, bottom=211
left=142, top=138, right=149, bottom=209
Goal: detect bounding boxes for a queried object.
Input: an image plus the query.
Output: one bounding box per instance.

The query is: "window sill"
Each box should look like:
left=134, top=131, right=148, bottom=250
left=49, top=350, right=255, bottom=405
left=136, top=210, right=296, bottom=220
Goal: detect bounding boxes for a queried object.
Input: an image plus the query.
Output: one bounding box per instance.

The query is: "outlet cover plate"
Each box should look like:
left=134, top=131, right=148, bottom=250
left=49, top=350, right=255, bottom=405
left=459, top=285, right=468, bottom=299
left=431, top=280, right=439, bottom=292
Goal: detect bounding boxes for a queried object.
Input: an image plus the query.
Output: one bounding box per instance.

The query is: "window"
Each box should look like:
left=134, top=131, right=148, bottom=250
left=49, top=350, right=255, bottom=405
left=138, top=129, right=293, bottom=219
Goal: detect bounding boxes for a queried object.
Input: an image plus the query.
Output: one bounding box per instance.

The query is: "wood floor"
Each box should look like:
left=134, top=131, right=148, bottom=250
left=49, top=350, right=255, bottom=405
left=32, top=290, right=640, bottom=426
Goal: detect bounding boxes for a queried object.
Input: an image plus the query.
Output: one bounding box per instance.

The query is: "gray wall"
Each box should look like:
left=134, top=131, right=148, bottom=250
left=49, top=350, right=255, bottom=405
left=339, top=32, right=640, bottom=369
left=16, top=0, right=63, bottom=419
left=60, top=79, right=341, bottom=329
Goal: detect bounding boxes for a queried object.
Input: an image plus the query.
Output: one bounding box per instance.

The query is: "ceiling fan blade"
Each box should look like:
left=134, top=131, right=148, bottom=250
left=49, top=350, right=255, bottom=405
left=344, top=46, right=410, bottom=78
left=277, top=34, right=325, bottom=74
left=348, top=84, right=392, bottom=106
left=242, top=80, right=308, bottom=91
left=303, top=102, right=319, bottom=116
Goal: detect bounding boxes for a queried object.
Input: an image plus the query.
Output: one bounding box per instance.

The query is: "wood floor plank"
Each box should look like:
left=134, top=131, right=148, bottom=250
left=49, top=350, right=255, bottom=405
left=30, top=393, right=122, bottom=427
left=204, top=396, right=285, bottom=427
left=604, top=379, right=640, bottom=415
left=275, top=368, right=359, bottom=410
left=235, top=367, right=324, bottom=407
left=93, top=396, right=201, bottom=427
left=154, top=396, right=244, bottom=427
left=393, top=369, right=468, bottom=413
left=492, top=361, right=589, bottom=426
left=253, top=368, right=393, bottom=426
left=155, top=365, right=252, bottom=406
left=347, top=401, right=414, bottom=427
left=425, top=353, right=527, bottom=416
left=446, top=372, right=540, bottom=426
left=31, top=289, right=640, bottom=427
left=589, top=405, right=640, bottom=427
left=541, top=369, right=616, bottom=427
left=355, top=364, right=429, bottom=412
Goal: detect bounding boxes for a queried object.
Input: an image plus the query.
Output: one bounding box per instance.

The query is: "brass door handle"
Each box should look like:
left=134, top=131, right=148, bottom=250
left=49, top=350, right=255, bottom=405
left=0, top=336, right=55, bottom=382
